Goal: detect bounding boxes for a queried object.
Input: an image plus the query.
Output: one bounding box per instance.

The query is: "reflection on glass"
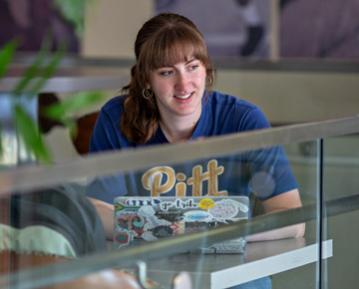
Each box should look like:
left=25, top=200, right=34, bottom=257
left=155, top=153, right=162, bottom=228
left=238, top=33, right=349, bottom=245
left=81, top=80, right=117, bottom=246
left=0, top=93, right=37, bottom=167
left=324, top=135, right=359, bottom=289
left=84, top=143, right=309, bottom=289
left=0, top=130, right=17, bottom=167
left=0, top=139, right=343, bottom=289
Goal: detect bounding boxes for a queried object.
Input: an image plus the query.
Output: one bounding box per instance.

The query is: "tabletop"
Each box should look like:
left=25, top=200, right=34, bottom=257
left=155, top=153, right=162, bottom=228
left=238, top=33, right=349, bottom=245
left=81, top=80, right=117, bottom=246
left=146, top=238, right=333, bottom=289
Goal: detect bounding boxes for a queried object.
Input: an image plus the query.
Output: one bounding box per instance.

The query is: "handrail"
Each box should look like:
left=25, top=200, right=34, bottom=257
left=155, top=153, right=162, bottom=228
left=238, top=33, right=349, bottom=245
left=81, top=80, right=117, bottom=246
left=1, top=193, right=358, bottom=289
left=1, top=116, right=359, bottom=195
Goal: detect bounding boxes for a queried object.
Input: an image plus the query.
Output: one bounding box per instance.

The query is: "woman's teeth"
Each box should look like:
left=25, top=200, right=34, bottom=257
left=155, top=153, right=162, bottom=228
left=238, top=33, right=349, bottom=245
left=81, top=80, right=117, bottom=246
left=175, top=92, right=192, bottom=99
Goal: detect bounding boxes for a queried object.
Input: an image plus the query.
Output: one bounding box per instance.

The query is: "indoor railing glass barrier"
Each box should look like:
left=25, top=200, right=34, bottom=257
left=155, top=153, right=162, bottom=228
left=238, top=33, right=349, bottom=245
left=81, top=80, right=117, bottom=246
left=1, top=116, right=359, bottom=289
left=321, top=134, right=359, bottom=289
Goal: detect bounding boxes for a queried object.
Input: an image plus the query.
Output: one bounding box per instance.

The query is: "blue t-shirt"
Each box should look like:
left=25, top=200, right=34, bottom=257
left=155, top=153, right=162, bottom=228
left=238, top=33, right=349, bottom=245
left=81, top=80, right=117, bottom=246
left=88, top=91, right=297, bottom=204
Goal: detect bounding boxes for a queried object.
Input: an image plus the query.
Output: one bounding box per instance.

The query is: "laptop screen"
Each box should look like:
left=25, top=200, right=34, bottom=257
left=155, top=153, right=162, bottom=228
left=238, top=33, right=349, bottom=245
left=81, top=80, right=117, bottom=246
left=113, top=196, right=249, bottom=254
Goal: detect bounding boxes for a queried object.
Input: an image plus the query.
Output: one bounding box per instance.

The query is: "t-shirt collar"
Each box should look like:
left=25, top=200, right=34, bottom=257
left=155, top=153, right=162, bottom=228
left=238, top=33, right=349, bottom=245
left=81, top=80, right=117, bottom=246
left=152, top=90, right=211, bottom=143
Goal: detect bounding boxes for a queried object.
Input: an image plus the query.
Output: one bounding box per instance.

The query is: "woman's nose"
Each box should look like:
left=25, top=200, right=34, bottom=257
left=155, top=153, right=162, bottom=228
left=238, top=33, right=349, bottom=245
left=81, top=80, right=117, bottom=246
left=175, top=73, right=190, bottom=92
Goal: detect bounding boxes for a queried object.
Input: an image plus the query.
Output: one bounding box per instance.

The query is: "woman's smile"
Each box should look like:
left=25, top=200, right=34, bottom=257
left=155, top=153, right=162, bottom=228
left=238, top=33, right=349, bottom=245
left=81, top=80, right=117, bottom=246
left=174, top=92, right=194, bottom=100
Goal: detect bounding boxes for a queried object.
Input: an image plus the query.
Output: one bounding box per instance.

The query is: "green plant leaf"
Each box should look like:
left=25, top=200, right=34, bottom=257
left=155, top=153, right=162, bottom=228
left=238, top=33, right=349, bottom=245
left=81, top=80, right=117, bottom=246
left=12, top=40, right=49, bottom=96
left=53, top=0, right=92, bottom=36
left=14, top=105, right=52, bottom=164
left=43, top=91, right=105, bottom=121
left=0, top=124, right=3, bottom=156
left=27, top=47, right=65, bottom=96
left=0, top=40, right=17, bottom=78
left=63, top=119, right=77, bottom=139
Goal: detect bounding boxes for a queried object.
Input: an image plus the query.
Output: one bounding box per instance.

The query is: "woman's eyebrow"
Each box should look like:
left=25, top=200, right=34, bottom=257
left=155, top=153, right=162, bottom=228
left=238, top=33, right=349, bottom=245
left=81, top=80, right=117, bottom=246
left=185, top=58, right=197, bottom=64
left=156, top=58, right=198, bottom=69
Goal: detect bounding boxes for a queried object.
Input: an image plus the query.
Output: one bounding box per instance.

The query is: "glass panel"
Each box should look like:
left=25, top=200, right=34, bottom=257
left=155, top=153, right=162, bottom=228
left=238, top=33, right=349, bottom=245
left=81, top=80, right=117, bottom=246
left=0, top=184, right=110, bottom=288
left=0, top=138, right=322, bottom=289
left=270, top=140, right=320, bottom=289
left=323, top=134, right=359, bottom=289
left=0, top=93, right=37, bottom=167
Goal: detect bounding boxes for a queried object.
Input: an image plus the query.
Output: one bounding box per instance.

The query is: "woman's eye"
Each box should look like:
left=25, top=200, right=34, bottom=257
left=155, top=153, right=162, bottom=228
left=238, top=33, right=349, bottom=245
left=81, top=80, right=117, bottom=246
left=159, top=70, right=174, bottom=77
left=188, top=64, right=199, bottom=71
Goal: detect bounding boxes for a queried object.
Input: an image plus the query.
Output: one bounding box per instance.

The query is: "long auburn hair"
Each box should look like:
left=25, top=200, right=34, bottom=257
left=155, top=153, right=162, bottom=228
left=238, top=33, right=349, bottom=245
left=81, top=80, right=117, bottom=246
left=121, top=13, right=214, bottom=144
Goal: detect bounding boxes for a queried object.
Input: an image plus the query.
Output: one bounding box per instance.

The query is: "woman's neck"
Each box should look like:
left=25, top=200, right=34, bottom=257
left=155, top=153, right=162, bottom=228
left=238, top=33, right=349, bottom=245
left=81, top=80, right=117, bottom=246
left=159, top=115, right=199, bottom=143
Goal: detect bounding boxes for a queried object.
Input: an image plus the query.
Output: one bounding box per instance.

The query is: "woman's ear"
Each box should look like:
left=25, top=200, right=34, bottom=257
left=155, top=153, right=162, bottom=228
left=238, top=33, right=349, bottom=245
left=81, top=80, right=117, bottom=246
left=145, top=82, right=151, bottom=90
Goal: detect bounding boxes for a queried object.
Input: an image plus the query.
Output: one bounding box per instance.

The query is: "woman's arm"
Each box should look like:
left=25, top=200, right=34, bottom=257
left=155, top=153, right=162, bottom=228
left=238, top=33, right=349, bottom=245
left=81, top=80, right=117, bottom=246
left=88, top=197, right=114, bottom=240
left=246, top=189, right=306, bottom=242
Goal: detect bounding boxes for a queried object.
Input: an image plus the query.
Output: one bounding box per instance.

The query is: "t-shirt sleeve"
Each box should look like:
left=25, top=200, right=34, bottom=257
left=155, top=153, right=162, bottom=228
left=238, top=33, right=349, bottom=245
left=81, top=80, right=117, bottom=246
left=237, top=106, right=270, bottom=132
left=86, top=174, right=128, bottom=203
left=87, top=107, right=127, bottom=203
left=239, top=107, right=298, bottom=200
left=89, top=108, right=121, bottom=152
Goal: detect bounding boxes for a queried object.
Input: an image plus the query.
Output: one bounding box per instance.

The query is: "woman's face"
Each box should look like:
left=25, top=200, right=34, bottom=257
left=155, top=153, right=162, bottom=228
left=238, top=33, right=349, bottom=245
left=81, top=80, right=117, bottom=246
left=148, top=57, right=207, bottom=124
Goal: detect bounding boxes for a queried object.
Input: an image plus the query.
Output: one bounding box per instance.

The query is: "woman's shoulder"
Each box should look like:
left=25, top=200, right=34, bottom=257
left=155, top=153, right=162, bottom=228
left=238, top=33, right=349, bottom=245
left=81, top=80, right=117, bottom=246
left=208, top=91, right=260, bottom=113
left=101, top=95, right=125, bottom=112
left=99, top=95, right=126, bottom=120
left=206, top=91, right=269, bottom=131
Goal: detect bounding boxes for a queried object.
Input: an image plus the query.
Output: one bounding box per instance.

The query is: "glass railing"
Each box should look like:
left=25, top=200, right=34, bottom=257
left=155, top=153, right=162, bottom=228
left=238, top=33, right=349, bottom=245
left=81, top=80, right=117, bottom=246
left=322, top=134, right=359, bottom=289
left=0, top=93, right=37, bottom=167
left=1, top=116, right=359, bottom=289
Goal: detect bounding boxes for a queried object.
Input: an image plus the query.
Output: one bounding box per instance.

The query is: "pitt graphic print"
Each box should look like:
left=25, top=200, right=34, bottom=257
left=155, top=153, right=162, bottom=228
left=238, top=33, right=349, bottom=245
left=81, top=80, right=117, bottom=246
left=141, top=159, right=228, bottom=197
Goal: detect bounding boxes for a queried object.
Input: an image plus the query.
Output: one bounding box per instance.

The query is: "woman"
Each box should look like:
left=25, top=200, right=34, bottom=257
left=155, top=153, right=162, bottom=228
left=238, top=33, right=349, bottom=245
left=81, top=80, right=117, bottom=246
left=88, top=13, right=304, bottom=289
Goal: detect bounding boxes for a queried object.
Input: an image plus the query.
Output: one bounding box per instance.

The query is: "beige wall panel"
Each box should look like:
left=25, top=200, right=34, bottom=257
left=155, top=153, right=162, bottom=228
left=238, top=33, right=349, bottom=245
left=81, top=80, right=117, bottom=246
left=215, top=70, right=359, bottom=124
left=82, top=0, right=154, bottom=58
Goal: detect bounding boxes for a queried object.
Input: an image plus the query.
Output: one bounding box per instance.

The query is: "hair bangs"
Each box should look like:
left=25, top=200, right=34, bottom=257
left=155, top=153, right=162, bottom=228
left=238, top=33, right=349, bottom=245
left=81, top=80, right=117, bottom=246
left=145, top=27, right=209, bottom=70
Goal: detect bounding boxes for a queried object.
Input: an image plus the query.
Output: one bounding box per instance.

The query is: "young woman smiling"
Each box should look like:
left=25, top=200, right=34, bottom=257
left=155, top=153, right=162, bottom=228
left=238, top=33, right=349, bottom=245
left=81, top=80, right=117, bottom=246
left=87, top=13, right=304, bottom=289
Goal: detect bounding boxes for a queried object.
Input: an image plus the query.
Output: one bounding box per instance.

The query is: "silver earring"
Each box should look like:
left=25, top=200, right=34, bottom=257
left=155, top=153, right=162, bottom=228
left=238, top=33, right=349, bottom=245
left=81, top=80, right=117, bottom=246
left=142, top=88, right=154, bottom=100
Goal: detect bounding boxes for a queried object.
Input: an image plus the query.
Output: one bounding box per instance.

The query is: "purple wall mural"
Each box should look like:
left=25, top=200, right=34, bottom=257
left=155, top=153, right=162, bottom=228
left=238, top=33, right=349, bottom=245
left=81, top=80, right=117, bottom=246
left=156, top=0, right=359, bottom=60
left=280, top=0, right=359, bottom=59
left=0, top=0, right=79, bottom=53
left=155, top=0, right=270, bottom=58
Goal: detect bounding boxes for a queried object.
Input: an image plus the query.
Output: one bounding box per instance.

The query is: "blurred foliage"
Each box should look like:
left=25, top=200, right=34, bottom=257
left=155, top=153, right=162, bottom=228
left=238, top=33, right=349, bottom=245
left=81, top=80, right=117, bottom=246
left=0, top=0, right=104, bottom=164
left=43, top=91, right=104, bottom=138
left=0, top=40, right=105, bottom=164
left=0, top=41, right=17, bottom=78
left=13, top=39, right=64, bottom=96
left=53, top=0, right=95, bottom=37
left=14, top=104, right=51, bottom=163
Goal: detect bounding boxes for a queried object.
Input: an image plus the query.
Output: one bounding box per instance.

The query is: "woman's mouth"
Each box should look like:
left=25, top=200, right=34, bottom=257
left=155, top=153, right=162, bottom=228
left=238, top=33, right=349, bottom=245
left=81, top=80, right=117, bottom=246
left=175, top=92, right=194, bottom=100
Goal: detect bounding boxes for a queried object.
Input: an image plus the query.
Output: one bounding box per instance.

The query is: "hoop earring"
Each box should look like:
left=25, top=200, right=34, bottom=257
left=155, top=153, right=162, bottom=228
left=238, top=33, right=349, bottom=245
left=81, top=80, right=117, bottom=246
left=206, top=72, right=214, bottom=87
left=142, top=88, right=154, bottom=100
